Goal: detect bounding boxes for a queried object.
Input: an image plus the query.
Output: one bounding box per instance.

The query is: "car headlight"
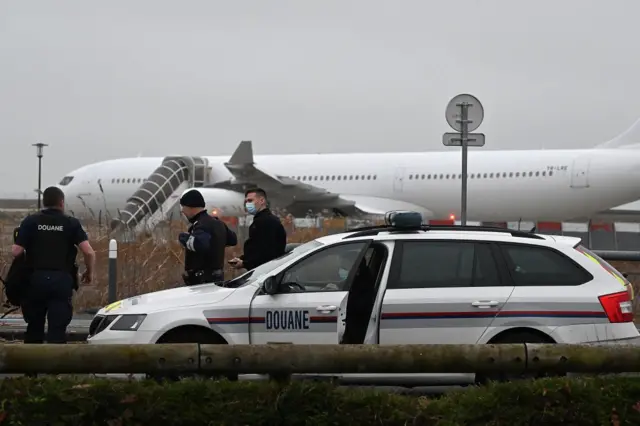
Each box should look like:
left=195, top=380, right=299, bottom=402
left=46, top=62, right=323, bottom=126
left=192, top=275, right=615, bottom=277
left=109, top=314, right=147, bottom=331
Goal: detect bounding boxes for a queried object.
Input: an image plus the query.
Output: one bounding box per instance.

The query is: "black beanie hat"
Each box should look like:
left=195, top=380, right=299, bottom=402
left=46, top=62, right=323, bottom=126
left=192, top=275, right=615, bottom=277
left=180, top=189, right=205, bottom=208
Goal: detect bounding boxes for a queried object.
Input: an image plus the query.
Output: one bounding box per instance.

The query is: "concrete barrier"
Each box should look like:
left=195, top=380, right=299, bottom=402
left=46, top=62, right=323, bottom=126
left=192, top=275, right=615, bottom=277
left=1, top=343, right=640, bottom=375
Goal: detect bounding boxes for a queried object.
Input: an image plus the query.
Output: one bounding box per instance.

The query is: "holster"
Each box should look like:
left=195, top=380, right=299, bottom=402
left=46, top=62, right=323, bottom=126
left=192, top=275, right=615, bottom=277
left=183, top=269, right=223, bottom=286
left=71, top=263, right=79, bottom=291
left=183, top=270, right=205, bottom=286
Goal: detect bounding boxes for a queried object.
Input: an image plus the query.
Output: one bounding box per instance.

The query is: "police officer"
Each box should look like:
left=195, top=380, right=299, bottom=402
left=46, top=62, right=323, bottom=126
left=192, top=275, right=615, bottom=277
left=229, top=188, right=287, bottom=271
left=178, top=189, right=236, bottom=285
left=11, top=186, right=96, bottom=344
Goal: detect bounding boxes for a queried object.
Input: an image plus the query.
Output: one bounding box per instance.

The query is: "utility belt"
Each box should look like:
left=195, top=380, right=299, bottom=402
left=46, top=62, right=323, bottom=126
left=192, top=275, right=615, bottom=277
left=30, top=265, right=78, bottom=290
left=182, top=269, right=224, bottom=286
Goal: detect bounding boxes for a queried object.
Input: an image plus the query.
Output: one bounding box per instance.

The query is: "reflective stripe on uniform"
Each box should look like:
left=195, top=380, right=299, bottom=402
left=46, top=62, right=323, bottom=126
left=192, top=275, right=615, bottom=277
left=186, top=235, right=196, bottom=252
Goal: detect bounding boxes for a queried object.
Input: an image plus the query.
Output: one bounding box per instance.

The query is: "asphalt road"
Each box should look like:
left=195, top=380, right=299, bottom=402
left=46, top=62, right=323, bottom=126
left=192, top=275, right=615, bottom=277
left=0, top=314, right=92, bottom=342
left=1, top=314, right=639, bottom=342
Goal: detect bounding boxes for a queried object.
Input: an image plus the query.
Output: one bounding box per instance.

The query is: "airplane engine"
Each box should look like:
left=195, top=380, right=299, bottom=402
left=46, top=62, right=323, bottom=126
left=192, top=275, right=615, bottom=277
left=182, top=188, right=246, bottom=217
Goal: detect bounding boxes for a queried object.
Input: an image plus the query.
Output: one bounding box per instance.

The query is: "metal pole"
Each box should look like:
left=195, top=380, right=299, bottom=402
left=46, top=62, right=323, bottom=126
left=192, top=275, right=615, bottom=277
left=108, top=239, right=118, bottom=303
left=32, top=143, right=47, bottom=210
left=37, top=156, right=42, bottom=210
left=460, top=102, right=469, bottom=226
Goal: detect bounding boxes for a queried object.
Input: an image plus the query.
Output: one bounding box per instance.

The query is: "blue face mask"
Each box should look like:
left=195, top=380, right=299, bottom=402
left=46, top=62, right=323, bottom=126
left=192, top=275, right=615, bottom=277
left=245, top=202, right=257, bottom=215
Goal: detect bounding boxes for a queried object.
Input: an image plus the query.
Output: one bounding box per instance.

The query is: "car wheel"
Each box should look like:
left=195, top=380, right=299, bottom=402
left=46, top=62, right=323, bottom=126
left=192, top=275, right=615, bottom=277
left=475, top=331, right=563, bottom=385
left=148, top=327, right=238, bottom=383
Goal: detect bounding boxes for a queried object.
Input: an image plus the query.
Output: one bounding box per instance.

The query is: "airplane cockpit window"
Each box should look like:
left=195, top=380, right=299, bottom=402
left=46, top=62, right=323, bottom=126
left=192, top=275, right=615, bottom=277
left=59, top=176, right=74, bottom=186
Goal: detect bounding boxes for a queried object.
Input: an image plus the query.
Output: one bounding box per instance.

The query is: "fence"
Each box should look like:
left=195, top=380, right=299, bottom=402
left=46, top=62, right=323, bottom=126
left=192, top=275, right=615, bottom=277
left=150, top=216, right=640, bottom=252
left=4, top=210, right=640, bottom=251
left=1, top=343, right=640, bottom=375
left=64, top=209, right=640, bottom=251
left=3, top=213, right=640, bottom=312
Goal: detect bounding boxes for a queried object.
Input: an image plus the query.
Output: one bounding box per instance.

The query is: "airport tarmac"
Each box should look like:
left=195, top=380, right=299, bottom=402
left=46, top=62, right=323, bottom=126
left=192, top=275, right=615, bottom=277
left=0, top=314, right=92, bottom=342
left=1, top=314, right=640, bottom=341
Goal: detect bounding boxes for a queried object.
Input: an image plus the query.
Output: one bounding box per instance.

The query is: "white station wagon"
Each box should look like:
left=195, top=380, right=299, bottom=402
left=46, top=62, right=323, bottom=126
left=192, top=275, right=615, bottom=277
left=88, top=211, right=640, bottom=384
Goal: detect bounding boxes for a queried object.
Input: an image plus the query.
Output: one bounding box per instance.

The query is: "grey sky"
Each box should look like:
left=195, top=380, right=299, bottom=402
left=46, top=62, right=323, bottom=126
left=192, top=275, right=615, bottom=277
left=1, top=0, right=640, bottom=196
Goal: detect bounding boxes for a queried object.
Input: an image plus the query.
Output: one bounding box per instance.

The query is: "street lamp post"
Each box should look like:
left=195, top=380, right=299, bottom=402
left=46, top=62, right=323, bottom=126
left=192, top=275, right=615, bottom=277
left=32, top=143, right=48, bottom=210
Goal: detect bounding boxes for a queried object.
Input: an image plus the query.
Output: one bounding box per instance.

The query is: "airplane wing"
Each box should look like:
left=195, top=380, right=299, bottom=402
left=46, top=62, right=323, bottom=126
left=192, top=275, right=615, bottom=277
left=210, top=141, right=434, bottom=217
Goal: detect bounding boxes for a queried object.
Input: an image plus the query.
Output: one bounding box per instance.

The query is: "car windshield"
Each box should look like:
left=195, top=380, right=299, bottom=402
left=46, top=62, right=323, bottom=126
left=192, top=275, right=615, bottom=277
left=223, top=240, right=324, bottom=288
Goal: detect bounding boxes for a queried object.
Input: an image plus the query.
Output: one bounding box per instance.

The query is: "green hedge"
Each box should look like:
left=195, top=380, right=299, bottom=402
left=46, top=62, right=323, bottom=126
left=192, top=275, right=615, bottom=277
left=1, top=376, right=640, bottom=425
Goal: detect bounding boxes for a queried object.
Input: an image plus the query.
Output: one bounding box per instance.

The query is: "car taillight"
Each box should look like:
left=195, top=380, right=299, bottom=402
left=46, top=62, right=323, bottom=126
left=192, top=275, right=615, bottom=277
left=599, top=291, right=634, bottom=323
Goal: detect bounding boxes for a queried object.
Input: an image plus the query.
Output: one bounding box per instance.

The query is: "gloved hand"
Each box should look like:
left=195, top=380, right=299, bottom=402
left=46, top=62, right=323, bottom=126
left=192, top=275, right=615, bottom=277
left=178, top=232, right=190, bottom=247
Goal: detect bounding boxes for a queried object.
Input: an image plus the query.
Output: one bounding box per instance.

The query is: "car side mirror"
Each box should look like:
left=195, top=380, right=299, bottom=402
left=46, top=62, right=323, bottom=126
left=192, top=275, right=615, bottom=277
left=263, top=276, right=279, bottom=295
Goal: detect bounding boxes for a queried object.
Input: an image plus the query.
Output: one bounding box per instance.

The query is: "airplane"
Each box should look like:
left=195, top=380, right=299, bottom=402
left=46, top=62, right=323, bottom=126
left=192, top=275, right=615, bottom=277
left=53, top=117, right=640, bottom=233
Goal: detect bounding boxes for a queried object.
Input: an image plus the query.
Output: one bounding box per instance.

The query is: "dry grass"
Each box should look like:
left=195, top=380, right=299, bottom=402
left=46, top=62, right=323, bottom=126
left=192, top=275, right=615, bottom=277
left=1, top=213, right=640, bottom=317
left=0, top=215, right=358, bottom=312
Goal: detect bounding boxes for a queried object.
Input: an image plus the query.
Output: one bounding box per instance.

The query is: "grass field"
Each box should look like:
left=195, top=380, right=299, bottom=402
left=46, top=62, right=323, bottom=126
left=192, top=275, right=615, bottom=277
left=1, top=213, right=639, bottom=315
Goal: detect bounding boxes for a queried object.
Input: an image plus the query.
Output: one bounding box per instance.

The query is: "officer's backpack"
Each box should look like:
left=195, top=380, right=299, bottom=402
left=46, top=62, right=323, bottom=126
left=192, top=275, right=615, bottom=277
left=2, top=255, right=27, bottom=307
left=2, top=227, right=29, bottom=307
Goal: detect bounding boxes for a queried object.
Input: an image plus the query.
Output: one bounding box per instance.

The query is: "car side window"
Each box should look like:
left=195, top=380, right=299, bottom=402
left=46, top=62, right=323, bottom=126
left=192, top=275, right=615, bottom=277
left=389, top=241, right=501, bottom=289
left=279, top=242, right=367, bottom=292
left=499, top=243, right=593, bottom=286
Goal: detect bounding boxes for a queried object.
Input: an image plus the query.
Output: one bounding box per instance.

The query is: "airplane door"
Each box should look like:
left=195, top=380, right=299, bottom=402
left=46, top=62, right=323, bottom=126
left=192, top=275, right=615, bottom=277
left=570, top=157, right=590, bottom=188
left=393, top=167, right=405, bottom=193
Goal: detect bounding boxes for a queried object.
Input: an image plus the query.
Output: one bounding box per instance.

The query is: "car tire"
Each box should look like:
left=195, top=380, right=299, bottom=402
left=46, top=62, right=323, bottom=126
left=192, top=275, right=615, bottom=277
left=149, top=327, right=239, bottom=383
left=475, top=331, right=563, bottom=385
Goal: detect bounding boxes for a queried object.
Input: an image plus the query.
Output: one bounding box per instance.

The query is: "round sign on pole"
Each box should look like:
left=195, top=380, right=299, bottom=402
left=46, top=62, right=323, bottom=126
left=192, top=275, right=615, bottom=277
left=445, top=93, right=484, bottom=133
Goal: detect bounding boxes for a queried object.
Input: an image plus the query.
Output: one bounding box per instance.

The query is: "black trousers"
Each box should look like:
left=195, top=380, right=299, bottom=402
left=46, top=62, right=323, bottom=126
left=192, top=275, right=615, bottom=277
left=21, top=270, right=73, bottom=344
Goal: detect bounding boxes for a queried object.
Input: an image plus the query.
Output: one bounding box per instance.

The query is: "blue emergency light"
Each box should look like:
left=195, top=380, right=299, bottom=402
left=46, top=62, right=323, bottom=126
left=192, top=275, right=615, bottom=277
left=384, top=211, right=424, bottom=229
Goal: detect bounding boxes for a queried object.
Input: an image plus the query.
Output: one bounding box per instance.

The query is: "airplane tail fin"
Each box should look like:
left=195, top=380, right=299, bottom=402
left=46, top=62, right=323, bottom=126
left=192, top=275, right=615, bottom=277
left=595, top=117, right=640, bottom=149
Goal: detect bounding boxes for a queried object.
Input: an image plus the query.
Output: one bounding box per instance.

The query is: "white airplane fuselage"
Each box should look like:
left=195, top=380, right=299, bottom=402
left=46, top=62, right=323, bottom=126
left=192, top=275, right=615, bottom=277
left=55, top=148, right=640, bottom=222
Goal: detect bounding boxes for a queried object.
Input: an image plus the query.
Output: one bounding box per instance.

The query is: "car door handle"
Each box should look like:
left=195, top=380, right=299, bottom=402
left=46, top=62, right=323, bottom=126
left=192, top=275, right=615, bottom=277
left=316, top=305, right=337, bottom=313
left=471, top=300, right=499, bottom=308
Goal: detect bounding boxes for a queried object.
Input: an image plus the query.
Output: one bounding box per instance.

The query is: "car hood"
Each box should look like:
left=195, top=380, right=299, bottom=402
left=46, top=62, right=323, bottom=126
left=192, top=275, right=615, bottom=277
left=97, top=283, right=238, bottom=315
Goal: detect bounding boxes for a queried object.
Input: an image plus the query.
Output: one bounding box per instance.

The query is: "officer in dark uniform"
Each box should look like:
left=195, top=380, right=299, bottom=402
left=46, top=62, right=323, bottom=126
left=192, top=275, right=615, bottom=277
left=229, top=188, right=287, bottom=271
left=11, top=186, right=96, bottom=344
left=178, top=189, right=237, bottom=286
